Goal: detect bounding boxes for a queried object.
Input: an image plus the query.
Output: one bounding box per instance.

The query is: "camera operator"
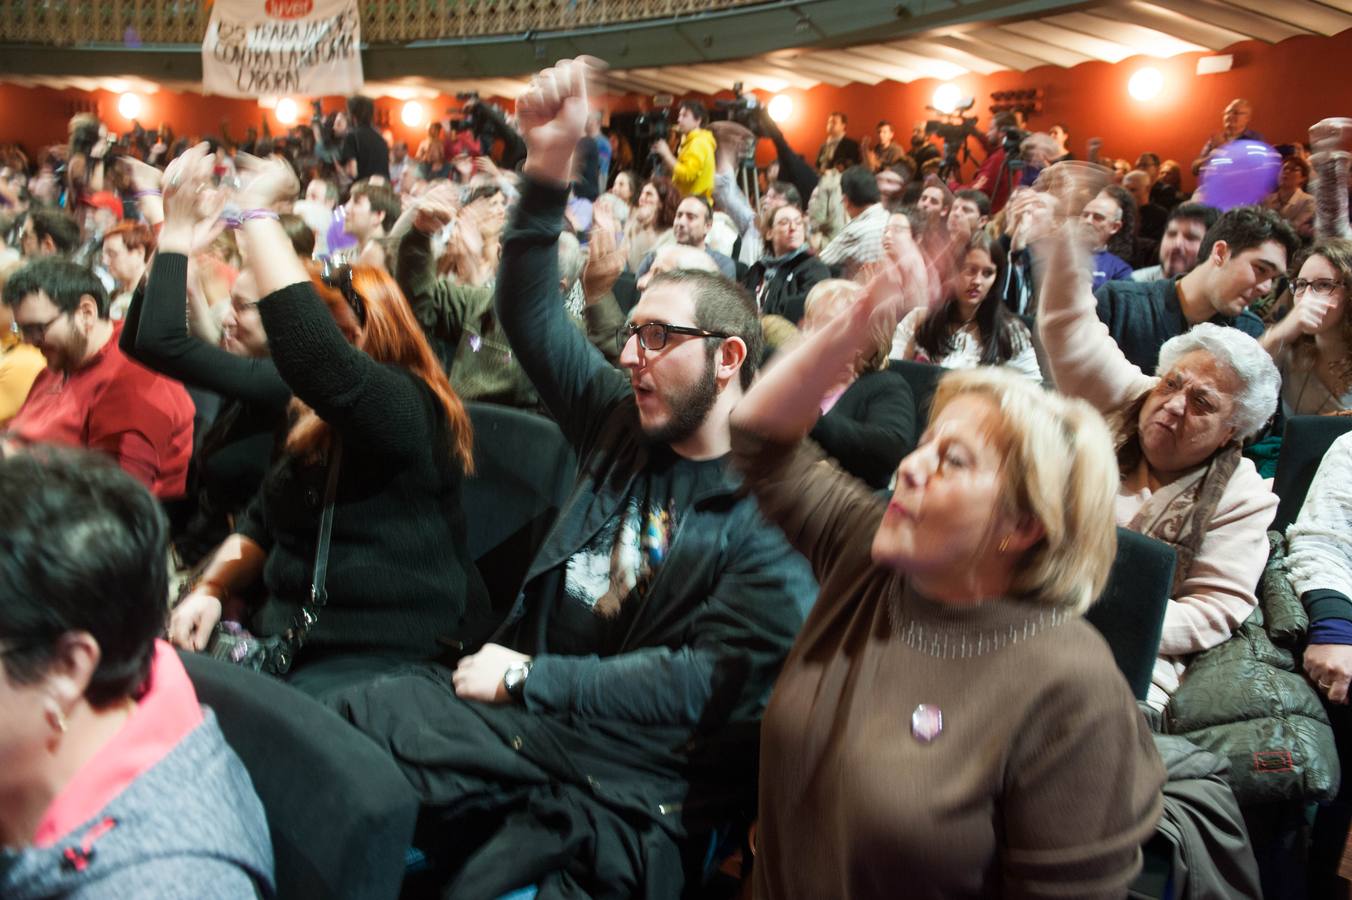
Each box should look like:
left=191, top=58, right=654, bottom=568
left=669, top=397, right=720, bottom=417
left=455, top=93, right=527, bottom=171
left=650, top=100, right=716, bottom=202
left=339, top=95, right=389, bottom=182
left=966, top=111, right=1023, bottom=216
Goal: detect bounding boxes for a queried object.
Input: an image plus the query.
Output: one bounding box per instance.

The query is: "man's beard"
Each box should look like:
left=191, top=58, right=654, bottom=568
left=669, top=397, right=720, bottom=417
left=642, top=353, right=720, bottom=446
left=49, top=328, right=87, bottom=374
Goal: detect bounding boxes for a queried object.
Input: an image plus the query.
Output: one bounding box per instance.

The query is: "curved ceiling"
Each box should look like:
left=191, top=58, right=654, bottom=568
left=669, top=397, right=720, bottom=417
left=1, top=0, right=1348, bottom=99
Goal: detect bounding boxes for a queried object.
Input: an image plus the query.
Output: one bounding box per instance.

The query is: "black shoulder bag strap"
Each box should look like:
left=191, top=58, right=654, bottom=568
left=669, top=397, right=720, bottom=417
left=272, top=439, right=343, bottom=674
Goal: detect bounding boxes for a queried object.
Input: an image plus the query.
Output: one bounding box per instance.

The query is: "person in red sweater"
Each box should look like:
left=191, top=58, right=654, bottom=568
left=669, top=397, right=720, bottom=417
left=1, top=257, right=193, bottom=498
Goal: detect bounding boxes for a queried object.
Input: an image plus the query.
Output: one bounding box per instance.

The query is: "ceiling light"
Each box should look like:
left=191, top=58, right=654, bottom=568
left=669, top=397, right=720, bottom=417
left=275, top=98, right=298, bottom=125
left=401, top=101, right=426, bottom=128
left=768, top=94, right=792, bottom=123
left=932, top=83, right=962, bottom=115
left=117, top=92, right=142, bottom=120
left=1128, top=67, right=1163, bottom=102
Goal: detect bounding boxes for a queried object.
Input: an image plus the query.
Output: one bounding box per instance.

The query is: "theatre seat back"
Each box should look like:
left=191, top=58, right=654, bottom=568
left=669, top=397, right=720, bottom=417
left=1084, top=528, right=1176, bottom=701
left=179, top=651, right=418, bottom=900
left=463, top=403, right=577, bottom=623
left=1272, top=415, right=1352, bottom=532
left=886, top=359, right=945, bottom=425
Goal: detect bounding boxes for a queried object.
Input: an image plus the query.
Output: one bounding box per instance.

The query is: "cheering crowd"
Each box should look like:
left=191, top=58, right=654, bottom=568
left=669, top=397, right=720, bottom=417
left=2, top=54, right=1352, bottom=899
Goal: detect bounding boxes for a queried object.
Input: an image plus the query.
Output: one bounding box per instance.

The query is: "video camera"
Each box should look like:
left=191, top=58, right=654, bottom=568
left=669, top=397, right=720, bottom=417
left=634, top=108, right=670, bottom=142
left=715, top=82, right=765, bottom=135
left=448, top=90, right=481, bottom=133
left=923, top=97, right=979, bottom=147
left=923, top=98, right=981, bottom=177
left=1001, top=125, right=1031, bottom=171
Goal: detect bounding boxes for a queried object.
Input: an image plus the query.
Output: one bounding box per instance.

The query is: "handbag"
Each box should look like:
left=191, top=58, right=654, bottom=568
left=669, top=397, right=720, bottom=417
left=207, top=440, right=343, bottom=676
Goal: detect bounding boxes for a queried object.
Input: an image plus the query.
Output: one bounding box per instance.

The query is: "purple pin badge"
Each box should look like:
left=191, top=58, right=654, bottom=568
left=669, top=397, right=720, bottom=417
left=910, top=704, right=943, bottom=743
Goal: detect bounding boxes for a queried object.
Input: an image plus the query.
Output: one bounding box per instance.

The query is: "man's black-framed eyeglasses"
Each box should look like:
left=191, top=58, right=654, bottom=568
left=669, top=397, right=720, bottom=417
left=16, top=312, right=67, bottom=344
left=320, top=261, right=368, bottom=328
left=617, top=321, right=730, bottom=353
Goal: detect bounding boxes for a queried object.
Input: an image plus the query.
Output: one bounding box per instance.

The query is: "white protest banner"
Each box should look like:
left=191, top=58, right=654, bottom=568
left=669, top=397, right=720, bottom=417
left=202, top=0, right=363, bottom=98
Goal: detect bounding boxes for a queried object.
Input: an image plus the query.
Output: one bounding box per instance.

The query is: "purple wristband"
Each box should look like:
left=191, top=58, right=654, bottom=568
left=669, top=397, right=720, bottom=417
left=133, top=189, right=162, bottom=199
left=223, top=208, right=281, bottom=229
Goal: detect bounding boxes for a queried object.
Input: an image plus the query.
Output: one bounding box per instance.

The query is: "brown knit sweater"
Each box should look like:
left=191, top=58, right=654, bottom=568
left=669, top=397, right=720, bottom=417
left=733, top=431, right=1165, bottom=899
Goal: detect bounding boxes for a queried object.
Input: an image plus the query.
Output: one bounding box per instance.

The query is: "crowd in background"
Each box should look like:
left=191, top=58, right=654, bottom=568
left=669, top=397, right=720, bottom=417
left=2, top=60, right=1352, bottom=900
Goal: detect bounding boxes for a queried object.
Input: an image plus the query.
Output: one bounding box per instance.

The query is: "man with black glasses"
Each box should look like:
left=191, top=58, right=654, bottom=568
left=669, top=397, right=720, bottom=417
left=330, top=57, right=815, bottom=896
left=1, top=257, right=192, bottom=497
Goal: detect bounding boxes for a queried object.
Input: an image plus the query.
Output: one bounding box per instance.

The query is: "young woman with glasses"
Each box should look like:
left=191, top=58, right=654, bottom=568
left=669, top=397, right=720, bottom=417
left=1260, top=238, right=1352, bottom=416
left=160, top=147, right=488, bottom=698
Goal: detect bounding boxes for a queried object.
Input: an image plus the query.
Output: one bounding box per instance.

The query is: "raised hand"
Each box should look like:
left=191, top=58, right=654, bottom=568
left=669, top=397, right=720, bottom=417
left=1310, top=118, right=1352, bottom=156
left=120, top=155, right=164, bottom=194
left=583, top=204, right=625, bottom=304
left=413, top=182, right=459, bottom=236
left=234, top=151, right=300, bottom=210
left=159, top=143, right=223, bottom=253
left=1033, top=160, right=1110, bottom=220
left=517, top=57, right=604, bottom=184
left=709, top=120, right=755, bottom=175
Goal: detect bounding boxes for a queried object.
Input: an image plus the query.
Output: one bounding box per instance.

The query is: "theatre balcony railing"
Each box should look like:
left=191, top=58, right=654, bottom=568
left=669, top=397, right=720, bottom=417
left=0, top=0, right=771, bottom=46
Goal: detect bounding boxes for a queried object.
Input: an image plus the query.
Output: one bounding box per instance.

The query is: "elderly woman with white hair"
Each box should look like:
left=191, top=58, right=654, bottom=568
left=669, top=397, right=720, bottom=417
left=1039, top=217, right=1281, bottom=710
left=730, top=233, right=1164, bottom=897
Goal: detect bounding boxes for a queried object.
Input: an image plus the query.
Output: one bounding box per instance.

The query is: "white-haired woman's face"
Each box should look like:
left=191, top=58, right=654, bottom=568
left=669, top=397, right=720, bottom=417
left=1138, top=349, right=1239, bottom=474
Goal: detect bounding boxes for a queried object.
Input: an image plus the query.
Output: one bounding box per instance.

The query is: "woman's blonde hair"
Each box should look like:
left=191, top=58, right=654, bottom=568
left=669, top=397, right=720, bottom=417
left=802, top=279, right=890, bottom=373
left=930, top=368, right=1119, bottom=613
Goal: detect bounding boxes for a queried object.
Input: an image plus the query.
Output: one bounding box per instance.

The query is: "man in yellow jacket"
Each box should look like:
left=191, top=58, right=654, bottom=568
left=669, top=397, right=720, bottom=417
left=652, top=100, right=716, bottom=202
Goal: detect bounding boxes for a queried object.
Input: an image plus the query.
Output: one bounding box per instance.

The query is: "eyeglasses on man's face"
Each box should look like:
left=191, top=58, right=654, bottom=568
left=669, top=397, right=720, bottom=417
left=16, top=311, right=67, bottom=344
left=616, top=321, right=729, bottom=354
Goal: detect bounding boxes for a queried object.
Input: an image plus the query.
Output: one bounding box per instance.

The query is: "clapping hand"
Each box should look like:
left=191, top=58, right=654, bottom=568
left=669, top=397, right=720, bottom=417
left=582, top=201, right=625, bottom=304
left=234, top=151, right=300, bottom=211
left=1310, top=118, right=1352, bottom=156
left=413, top=182, right=459, bottom=236
left=120, top=155, right=164, bottom=195
left=161, top=142, right=221, bottom=228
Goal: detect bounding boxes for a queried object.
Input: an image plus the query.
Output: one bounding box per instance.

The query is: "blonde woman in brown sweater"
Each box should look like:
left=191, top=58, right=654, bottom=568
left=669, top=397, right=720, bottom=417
left=729, top=230, right=1164, bottom=898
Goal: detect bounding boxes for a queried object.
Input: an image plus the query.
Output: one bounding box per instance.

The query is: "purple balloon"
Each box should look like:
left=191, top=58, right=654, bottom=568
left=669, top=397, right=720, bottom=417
left=1196, top=140, right=1282, bottom=211
left=326, top=206, right=358, bottom=255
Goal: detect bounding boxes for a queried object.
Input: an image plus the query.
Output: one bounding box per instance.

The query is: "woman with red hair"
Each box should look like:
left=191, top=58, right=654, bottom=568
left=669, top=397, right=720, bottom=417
left=165, top=146, right=488, bottom=697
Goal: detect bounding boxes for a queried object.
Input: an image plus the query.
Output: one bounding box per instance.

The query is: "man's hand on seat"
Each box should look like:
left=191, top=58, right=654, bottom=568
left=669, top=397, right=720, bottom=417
left=453, top=643, right=532, bottom=704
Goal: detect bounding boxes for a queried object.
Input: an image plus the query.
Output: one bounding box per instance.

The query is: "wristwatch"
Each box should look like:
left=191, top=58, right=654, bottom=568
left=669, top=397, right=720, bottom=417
left=503, top=660, right=533, bottom=703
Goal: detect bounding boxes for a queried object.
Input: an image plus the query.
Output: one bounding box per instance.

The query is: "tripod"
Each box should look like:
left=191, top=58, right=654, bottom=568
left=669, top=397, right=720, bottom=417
left=738, top=141, right=761, bottom=212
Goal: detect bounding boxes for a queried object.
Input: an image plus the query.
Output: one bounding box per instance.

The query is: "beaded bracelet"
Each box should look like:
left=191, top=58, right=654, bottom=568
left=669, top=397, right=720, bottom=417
left=222, top=208, right=281, bottom=229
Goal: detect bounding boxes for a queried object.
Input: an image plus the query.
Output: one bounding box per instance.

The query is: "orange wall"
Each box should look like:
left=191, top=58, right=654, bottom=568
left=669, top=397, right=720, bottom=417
left=740, top=29, right=1351, bottom=189
left=1, top=27, right=1347, bottom=192
left=0, top=85, right=489, bottom=156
